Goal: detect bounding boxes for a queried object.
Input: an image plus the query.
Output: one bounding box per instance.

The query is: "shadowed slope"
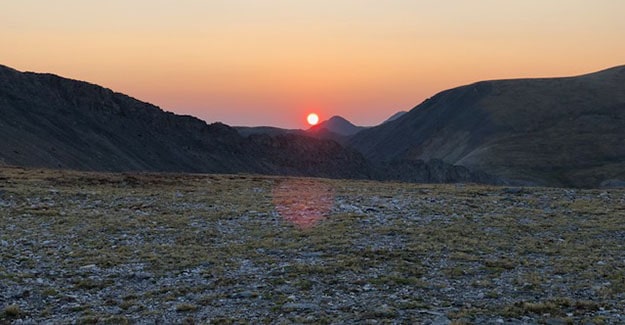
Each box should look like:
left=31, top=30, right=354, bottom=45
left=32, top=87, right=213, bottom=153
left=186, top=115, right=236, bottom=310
left=349, top=66, right=625, bottom=187
left=0, top=64, right=369, bottom=178
left=382, top=111, right=407, bottom=124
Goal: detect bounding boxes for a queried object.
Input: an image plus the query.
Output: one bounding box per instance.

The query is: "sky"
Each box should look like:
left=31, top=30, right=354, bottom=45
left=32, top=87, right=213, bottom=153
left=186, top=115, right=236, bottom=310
left=2, top=1, right=625, bottom=129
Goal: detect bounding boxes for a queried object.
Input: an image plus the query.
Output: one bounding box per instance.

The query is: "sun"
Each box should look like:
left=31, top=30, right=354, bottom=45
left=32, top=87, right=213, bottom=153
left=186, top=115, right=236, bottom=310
left=307, top=113, right=319, bottom=126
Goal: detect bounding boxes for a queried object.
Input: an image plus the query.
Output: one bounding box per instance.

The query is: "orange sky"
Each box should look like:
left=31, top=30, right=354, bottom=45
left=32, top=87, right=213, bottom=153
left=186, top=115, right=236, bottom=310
left=2, top=1, right=624, bottom=128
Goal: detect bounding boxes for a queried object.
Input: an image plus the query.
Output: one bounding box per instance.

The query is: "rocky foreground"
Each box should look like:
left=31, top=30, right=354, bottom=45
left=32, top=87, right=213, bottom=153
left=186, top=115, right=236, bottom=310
left=1, top=167, right=624, bottom=324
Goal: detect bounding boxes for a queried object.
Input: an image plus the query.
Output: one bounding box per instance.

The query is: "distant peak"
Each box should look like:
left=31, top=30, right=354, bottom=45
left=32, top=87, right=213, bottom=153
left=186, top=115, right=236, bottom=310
left=318, top=115, right=358, bottom=128
left=327, top=115, right=349, bottom=122
left=307, top=115, right=366, bottom=136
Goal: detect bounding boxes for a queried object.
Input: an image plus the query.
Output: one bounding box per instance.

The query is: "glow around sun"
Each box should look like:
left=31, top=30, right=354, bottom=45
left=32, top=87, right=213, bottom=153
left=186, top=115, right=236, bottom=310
left=307, top=113, right=319, bottom=126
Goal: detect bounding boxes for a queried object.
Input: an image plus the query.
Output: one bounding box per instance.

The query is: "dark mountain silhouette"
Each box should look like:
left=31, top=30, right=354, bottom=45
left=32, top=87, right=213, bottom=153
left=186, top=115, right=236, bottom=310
left=238, top=113, right=402, bottom=140
left=308, top=115, right=366, bottom=136
left=0, top=64, right=370, bottom=179
left=237, top=116, right=366, bottom=146
left=234, top=126, right=305, bottom=138
left=349, top=65, right=625, bottom=187
left=304, top=115, right=367, bottom=145
left=382, top=111, right=407, bottom=124
left=0, top=64, right=492, bottom=184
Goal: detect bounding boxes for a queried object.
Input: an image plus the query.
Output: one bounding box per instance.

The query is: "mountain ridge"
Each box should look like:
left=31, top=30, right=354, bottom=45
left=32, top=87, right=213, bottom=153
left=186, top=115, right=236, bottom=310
left=382, top=111, right=407, bottom=124
left=0, top=64, right=492, bottom=184
left=5, top=63, right=623, bottom=187
left=349, top=65, right=625, bottom=187
left=0, top=64, right=369, bottom=178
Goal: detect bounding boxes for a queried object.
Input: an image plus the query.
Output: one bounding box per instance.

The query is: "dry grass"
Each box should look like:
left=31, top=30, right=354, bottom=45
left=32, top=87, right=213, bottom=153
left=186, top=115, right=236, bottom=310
left=1, top=166, right=624, bottom=323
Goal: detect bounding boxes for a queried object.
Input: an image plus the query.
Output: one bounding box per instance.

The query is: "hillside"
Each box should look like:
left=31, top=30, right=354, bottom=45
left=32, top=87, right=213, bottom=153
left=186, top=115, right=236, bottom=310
left=0, top=64, right=495, bottom=184
left=382, top=111, right=407, bottom=124
left=0, top=64, right=369, bottom=179
left=349, top=66, right=625, bottom=187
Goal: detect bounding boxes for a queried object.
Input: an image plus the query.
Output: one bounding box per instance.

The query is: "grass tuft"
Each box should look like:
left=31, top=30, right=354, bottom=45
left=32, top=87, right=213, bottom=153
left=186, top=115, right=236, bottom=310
left=3, top=304, right=21, bottom=318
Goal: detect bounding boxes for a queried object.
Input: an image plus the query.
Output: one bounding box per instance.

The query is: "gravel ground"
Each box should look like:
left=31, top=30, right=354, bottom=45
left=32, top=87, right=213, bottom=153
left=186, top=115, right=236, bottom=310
left=1, top=167, right=624, bottom=324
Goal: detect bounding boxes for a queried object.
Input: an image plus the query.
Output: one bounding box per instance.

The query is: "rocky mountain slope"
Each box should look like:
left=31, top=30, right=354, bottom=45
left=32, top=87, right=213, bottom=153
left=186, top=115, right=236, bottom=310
left=381, top=111, right=407, bottom=124
left=349, top=66, right=625, bottom=187
left=0, top=64, right=369, bottom=179
left=0, top=64, right=492, bottom=183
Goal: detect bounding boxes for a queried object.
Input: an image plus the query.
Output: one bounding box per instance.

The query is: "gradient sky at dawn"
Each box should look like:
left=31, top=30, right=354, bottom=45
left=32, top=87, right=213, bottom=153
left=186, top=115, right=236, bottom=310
left=2, top=1, right=624, bottom=128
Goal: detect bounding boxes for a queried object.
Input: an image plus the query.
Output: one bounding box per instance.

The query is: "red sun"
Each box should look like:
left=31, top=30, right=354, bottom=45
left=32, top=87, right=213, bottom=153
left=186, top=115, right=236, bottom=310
left=307, top=113, right=319, bottom=126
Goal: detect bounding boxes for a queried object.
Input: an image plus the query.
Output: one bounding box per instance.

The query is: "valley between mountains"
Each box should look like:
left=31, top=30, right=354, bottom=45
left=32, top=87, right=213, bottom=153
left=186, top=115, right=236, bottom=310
left=1, top=64, right=625, bottom=323
left=1, top=64, right=624, bottom=187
